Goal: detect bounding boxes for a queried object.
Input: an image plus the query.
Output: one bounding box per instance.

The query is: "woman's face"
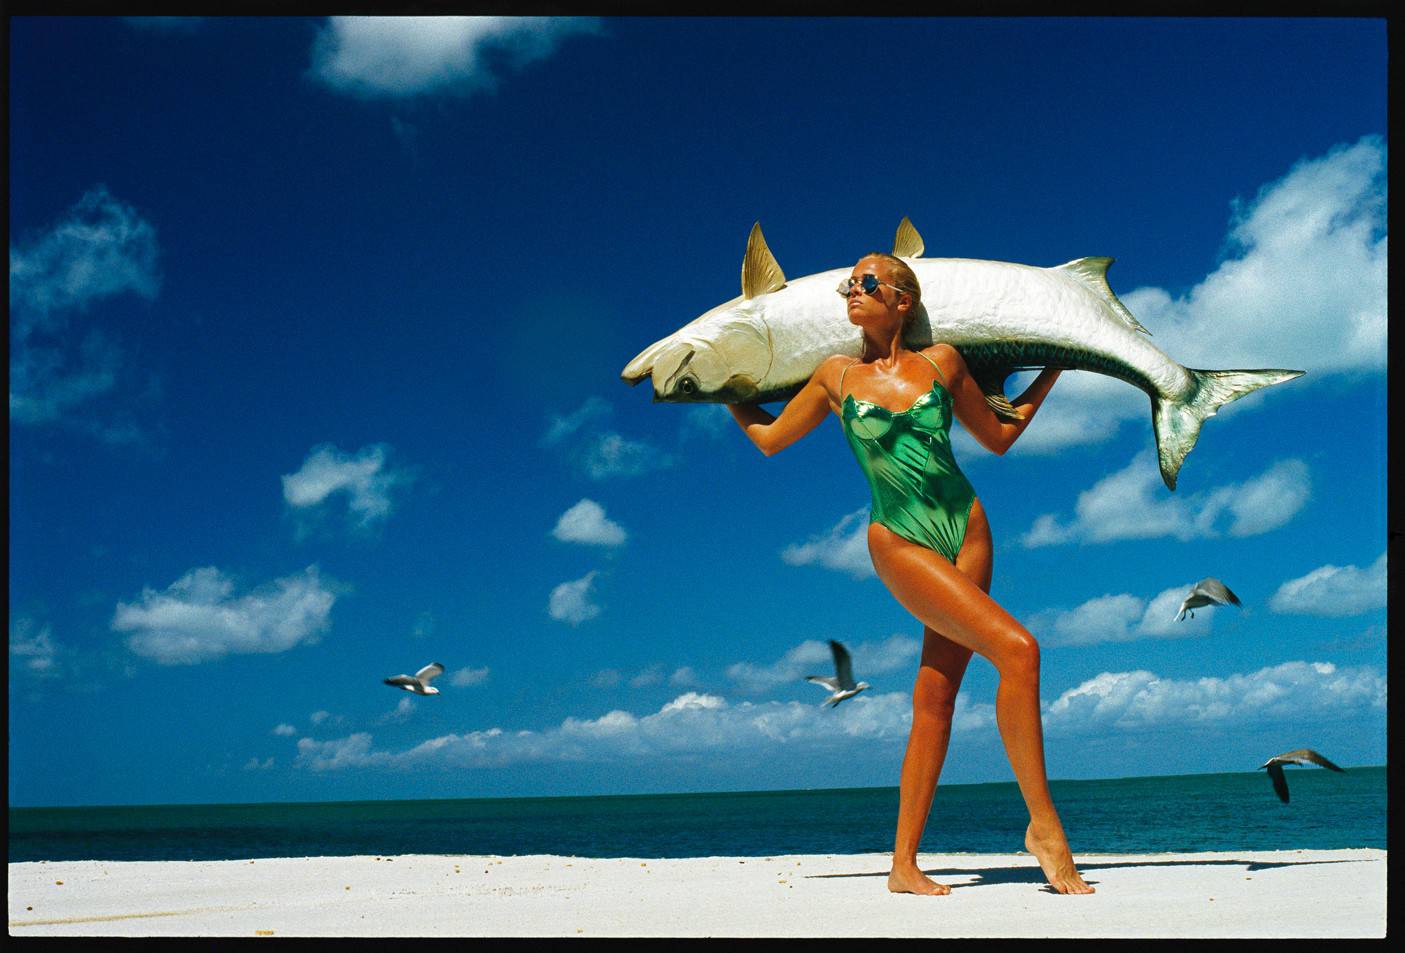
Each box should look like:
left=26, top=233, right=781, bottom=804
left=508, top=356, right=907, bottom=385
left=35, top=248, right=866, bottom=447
left=845, top=256, right=907, bottom=331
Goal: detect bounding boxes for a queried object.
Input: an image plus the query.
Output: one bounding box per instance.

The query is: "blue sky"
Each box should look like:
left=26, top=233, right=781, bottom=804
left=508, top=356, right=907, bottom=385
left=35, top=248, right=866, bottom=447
left=8, top=16, right=1387, bottom=807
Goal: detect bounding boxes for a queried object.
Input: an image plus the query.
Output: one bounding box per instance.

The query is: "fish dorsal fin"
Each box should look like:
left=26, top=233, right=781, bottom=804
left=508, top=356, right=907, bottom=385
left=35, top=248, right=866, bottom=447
left=740, top=222, right=787, bottom=299
left=892, top=216, right=925, bottom=258
left=1055, top=257, right=1152, bottom=336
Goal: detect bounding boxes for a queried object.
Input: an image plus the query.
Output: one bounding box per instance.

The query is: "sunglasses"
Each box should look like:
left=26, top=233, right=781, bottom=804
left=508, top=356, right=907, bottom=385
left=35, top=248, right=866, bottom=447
left=836, top=273, right=906, bottom=298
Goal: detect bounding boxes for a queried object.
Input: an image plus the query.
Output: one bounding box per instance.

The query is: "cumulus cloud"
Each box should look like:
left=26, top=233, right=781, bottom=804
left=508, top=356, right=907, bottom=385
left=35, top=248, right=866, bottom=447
left=281, top=443, right=410, bottom=528
left=726, top=635, right=919, bottom=695
left=449, top=665, right=490, bottom=687
left=310, top=710, right=336, bottom=726
left=548, top=571, right=602, bottom=626
left=294, top=689, right=919, bottom=773
left=310, top=16, right=601, bottom=99
left=113, top=565, right=336, bottom=665
left=542, top=397, right=612, bottom=447
left=551, top=499, right=627, bottom=546
left=963, top=137, right=1386, bottom=455
left=9, top=186, right=161, bottom=430
left=581, top=432, right=674, bottom=479
left=669, top=666, right=701, bottom=687
left=1022, top=453, right=1309, bottom=547
left=377, top=696, right=416, bottom=725
left=9, top=618, right=60, bottom=677
left=272, top=723, right=297, bottom=737
left=1270, top=552, right=1387, bottom=616
left=542, top=397, right=674, bottom=480
left=781, top=508, right=875, bottom=579
left=1043, top=660, right=1385, bottom=736
left=1028, top=583, right=1220, bottom=647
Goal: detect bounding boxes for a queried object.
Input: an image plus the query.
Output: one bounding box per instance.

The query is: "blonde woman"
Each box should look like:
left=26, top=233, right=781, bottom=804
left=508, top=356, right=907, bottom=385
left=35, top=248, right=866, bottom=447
left=728, top=253, right=1092, bottom=896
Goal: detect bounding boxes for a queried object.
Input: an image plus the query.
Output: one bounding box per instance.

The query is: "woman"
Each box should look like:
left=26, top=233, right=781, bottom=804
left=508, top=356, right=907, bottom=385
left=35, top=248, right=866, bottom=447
left=727, top=253, right=1093, bottom=896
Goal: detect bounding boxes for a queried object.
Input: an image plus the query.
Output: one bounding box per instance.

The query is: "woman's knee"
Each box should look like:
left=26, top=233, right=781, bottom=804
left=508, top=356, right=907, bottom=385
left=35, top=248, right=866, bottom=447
left=994, top=630, right=1041, bottom=679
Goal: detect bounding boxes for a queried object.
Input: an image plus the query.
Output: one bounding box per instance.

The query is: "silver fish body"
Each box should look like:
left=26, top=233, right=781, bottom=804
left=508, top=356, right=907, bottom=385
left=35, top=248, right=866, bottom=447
left=621, top=222, right=1305, bottom=489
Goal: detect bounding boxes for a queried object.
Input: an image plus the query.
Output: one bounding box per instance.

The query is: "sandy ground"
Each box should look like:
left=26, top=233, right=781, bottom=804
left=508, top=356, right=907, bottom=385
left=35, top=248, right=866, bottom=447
left=6, top=849, right=1386, bottom=938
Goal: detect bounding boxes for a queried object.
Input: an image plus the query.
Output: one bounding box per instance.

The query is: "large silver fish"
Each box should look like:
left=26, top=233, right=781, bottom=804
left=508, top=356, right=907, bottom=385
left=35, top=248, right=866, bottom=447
left=620, top=218, right=1304, bottom=490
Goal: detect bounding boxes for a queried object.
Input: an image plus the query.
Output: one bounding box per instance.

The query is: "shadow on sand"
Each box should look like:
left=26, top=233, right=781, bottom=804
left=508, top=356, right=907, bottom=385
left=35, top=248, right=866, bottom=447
left=806, top=857, right=1366, bottom=893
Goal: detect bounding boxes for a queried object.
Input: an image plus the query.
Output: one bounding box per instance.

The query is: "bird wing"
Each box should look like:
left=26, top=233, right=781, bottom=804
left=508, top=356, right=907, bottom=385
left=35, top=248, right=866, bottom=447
left=830, top=640, right=856, bottom=690
left=1196, top=578, right=1241, bottom=607
left=1266, top=762, right=1290, bottom=803
left=806, top=675, right=840, bottom=691
left=1280, top=748, right=1346, bottom=772
left=415, top=662, right=445, bottom=684
left=384, top=675, right=415, bottom=687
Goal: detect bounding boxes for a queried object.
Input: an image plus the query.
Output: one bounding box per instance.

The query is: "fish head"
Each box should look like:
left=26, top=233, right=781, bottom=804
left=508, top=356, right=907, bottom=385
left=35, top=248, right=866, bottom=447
left=621, top=296, right=774, bottom=403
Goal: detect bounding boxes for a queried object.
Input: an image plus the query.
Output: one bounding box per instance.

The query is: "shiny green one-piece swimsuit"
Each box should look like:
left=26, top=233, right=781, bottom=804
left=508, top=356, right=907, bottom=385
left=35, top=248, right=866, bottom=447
left=840, top=351, right=977, bottom=564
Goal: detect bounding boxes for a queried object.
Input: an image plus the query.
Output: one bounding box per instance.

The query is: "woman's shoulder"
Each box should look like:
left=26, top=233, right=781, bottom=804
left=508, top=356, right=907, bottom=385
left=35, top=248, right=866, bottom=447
left=917, top=342, right=965, bottom=376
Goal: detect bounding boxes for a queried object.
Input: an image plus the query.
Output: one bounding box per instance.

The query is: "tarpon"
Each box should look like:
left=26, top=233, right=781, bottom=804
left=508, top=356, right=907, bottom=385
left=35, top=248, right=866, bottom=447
left=620, top=218, right=1305, bottom=490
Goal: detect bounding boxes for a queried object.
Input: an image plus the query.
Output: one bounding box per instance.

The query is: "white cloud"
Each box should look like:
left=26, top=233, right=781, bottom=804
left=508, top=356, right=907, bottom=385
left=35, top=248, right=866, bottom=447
left=272, top=723, right=297, bottom=737
left=680, top=404, right=734, bottom=441
left=113, top=565, right=336, bottom=665
left=9, top=618, right=60, bottom=677
left=726, top=635, right=918, bottom=695
left=310, top=16, right=601, bottom=99
left=310, top=710, right=335, bottom=726
left=1029, top=584, right=1218, bottom=647
left=548, top=571, right=602, bottom=625
left=449, top=665, right=490, bottom=687
left=959, top=137, right=1385, bottom=455
left=582, top=432, right=673, bottom=479
left=1022, top=453, right=1309, bottom=547
left=294, top=689, right=919, bottom=772
left=589, top=669, right=622, bottom=689
left=629, top=665, right=664, bottom=688
left=281, top=443, right=409, bottom=527
left=781, top=508, right=875, bottom=579
left=542, top=397, right=611, bottom=447
left=1043, top=660, right=1384, bottom=736
left=377, top=696, right=416, bottom=725
left=242, top=756, right=275, bottom=771
left=9, top=187, right=161, bottom=429
left=669, top=666, right=701, bottom=687
left=551, top=499, right=627, bottom=546
left=1270, top=552, right=1387, bottom=616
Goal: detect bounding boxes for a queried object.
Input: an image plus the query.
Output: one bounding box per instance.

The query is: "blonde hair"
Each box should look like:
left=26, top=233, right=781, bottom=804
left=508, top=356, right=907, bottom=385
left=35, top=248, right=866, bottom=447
left=859, top=252, right=921, bottom=310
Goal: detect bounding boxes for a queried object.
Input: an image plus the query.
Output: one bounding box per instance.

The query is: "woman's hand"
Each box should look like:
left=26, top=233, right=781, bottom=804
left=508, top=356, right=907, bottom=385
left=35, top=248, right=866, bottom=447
left=728, top=356, right=844, bottom=456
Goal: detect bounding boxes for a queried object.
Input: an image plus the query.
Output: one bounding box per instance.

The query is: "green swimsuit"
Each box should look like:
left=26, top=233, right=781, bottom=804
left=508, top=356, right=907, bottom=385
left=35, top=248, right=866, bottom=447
left=840, top=351, right=977, bottom=565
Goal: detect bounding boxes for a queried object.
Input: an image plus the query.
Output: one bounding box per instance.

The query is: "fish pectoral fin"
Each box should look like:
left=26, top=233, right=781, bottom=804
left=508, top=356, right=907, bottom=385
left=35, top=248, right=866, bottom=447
left=741, top=222, right=787, bottom=299
left=967, top=363, right=1026, bottom=420
left=892, top=216, right=925, bottom=258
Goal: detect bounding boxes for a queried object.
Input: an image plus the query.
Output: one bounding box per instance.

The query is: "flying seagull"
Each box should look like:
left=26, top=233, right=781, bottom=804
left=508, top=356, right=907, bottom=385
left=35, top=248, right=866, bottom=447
left=1259, top=749, right=1346, bottom=803
left=384, top=662, right=445, bottom=696
left=1175, top=577, right=1242, bottom=621
left=805, top=640, right=870, bottom=707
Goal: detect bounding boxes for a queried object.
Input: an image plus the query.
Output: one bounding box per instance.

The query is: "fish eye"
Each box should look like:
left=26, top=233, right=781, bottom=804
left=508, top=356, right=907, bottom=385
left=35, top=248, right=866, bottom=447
left=678, top=377, right=698, bottom=395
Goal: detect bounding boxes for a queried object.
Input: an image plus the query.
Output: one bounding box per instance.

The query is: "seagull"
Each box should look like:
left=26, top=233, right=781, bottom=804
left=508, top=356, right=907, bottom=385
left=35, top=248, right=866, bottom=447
left=384, top=662, right=445, bottom=696
left=805, top=640, right=870, bottom=707
left=1259, top=749, right=1346, bottom=803
left=1175, top=577, right=1242, bottom=620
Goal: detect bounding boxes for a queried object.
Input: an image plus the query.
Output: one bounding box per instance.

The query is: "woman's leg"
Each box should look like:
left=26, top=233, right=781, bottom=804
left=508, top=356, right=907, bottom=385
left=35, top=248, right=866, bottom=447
left=887, top=627, right=974, bottom=895
left=868, top=512, right=1092, bottom=895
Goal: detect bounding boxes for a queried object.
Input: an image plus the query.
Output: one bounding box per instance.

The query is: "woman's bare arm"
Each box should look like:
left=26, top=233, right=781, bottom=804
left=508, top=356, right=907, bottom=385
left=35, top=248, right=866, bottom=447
left=927, top=344, right=1061, bottom=456
left=728, top=356, right=844, bottom=456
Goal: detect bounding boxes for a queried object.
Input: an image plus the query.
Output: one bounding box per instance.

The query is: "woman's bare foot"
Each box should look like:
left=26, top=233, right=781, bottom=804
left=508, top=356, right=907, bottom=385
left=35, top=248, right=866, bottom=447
left=1024, top=822, right=1094, bottom=894
left=887, top=861, right=951, bottom=895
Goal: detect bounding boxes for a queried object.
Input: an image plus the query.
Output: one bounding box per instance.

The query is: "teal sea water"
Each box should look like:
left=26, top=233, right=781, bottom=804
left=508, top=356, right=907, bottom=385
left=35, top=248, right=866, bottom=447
left=8, top=767, right=1385, bottom=863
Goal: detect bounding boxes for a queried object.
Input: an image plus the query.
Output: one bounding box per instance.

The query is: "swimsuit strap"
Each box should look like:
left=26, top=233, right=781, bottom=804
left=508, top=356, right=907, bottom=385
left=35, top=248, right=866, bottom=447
left=838, top=359, right=860, bottom=402
left=915, top=349, right=949, bottom=388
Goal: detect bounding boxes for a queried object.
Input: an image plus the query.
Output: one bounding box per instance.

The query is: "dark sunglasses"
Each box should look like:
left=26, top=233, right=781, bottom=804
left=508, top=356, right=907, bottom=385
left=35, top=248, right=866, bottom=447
left=836, top=274, right=906, bottom=298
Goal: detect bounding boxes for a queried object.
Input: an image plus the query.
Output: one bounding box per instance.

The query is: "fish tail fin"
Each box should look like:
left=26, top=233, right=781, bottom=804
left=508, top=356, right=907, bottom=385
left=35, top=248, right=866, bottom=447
left=1152, top=367, right=1305, bottom=490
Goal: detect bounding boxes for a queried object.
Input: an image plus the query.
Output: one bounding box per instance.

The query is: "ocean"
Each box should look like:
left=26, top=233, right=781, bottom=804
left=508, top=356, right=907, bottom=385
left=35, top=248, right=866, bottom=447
left=8, top=767, right=1385, bottom=863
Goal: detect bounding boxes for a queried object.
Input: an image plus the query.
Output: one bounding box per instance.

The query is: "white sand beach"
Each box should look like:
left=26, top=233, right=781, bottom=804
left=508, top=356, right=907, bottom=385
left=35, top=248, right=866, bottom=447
left=7, top=849, right=1385, bottom=938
